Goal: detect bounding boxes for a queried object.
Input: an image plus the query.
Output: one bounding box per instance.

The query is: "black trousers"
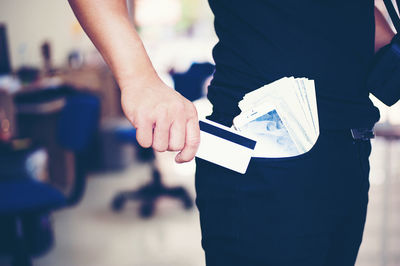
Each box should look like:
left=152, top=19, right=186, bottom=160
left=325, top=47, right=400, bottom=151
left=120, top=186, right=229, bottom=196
left=195, top=129, right=371, bottom=266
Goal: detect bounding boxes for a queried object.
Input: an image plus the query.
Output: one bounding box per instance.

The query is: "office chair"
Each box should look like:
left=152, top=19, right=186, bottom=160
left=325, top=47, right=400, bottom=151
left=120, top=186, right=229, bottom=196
left=57, top=90, right=100, bottom=205
left=0, top=87, right=100, bottom=266
left=170, top=62, right=215, bottom=101
left=0, top=148, right=66, bottom=266
left=15, top=86, right=100, bottom=205
left=111, top=128, right=193, bottom=218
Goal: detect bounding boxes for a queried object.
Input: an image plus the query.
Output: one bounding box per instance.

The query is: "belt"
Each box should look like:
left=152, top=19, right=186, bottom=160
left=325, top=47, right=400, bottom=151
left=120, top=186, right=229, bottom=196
left=350, top=128, right=375, bottom=141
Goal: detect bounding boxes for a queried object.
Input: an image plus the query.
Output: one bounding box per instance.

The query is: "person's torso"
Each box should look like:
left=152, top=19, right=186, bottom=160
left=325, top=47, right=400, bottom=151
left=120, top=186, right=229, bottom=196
left=207, top=0, right=380, bottom=129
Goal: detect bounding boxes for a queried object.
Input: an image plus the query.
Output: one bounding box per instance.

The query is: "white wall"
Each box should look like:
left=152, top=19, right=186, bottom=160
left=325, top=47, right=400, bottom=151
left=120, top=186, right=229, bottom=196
left=0, top=0, right=95, bottom=70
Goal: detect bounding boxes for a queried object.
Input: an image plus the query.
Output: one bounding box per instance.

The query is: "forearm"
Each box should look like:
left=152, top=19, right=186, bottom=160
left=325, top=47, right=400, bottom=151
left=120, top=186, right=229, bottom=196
left=69, top=0, right=200, bottom=162
left=68, top=0, right=160, bottom=90
left=375, top=6, right=395, bottom=52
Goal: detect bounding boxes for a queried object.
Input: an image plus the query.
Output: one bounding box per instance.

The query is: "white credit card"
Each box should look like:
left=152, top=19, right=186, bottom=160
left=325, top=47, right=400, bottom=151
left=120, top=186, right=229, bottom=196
left=195, top=119, right=257, bottom=174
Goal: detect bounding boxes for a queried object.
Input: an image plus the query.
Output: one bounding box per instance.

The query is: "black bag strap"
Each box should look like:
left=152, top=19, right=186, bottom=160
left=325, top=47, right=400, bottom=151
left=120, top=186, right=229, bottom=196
left=383, top=0, right=400, bottom=33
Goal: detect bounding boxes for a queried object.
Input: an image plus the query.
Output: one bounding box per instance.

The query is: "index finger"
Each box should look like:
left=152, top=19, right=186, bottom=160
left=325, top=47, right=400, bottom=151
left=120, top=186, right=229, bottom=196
left=175, top=118, right=200, bottom=163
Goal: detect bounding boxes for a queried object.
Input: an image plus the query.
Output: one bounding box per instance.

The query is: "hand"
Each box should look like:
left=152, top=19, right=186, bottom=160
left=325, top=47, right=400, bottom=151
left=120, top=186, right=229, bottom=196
left=121, top=78, right=200, bottom=163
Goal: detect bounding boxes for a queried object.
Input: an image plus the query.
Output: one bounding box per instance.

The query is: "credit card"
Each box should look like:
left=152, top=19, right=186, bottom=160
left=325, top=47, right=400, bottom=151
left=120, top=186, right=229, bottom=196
left=196, top=119, right=257, bottom=174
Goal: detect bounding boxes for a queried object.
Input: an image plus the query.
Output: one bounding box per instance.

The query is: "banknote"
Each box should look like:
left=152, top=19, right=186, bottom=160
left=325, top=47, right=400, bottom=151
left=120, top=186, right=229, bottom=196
left=233, top=77, right=319, bottom=158
left=233, top=101, right=300, bottom=157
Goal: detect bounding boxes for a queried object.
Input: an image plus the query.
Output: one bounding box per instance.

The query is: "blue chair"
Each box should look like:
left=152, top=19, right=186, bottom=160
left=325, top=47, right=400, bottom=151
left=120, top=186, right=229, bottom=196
left=57, top=91, right=100, bottom=205
left=0, top=148, right=66, bottom=266
left=0, top=88, right=100, bottom=265
left=170, top=62, right=215, bottom=101
left=111, top=128, right=193, bottom=218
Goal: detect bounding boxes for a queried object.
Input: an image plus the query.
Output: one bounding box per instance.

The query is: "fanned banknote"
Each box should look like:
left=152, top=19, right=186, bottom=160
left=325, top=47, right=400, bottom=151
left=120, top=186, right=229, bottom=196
left=233, top=77, right=319, bottom=158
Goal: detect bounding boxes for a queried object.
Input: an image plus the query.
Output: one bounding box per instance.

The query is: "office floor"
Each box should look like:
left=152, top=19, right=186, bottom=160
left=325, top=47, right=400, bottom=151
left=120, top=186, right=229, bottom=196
left=4, top=138, right=399, bottom=266
left=34, top=153, right=204, bottom=266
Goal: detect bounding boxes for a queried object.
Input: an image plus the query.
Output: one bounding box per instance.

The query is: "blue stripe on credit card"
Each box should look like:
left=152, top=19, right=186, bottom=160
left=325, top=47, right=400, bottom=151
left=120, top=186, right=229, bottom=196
left=199, top=120, right=256, bottom=149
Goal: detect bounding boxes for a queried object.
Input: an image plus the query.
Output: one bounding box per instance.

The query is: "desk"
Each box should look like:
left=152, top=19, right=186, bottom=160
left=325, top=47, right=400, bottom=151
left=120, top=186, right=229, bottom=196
left=1, top=65, right=119, bottom=195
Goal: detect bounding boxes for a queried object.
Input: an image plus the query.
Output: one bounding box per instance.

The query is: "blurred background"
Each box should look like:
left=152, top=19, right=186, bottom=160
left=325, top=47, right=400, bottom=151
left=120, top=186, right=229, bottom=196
left=0, top=0, right=399, bottom=265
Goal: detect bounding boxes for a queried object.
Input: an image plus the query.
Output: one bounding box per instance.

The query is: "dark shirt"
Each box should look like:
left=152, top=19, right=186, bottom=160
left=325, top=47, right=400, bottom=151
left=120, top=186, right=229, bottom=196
left=207, top=0, right=380, bottom=129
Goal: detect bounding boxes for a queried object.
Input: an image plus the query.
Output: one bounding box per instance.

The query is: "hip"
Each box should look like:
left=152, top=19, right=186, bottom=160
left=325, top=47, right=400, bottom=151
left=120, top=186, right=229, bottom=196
left=195, top=129, right=371, bottom=234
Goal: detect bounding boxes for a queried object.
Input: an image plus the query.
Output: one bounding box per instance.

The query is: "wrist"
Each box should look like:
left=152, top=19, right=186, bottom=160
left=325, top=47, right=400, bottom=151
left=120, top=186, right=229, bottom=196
left=118, top=71, right=162, bottom=93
